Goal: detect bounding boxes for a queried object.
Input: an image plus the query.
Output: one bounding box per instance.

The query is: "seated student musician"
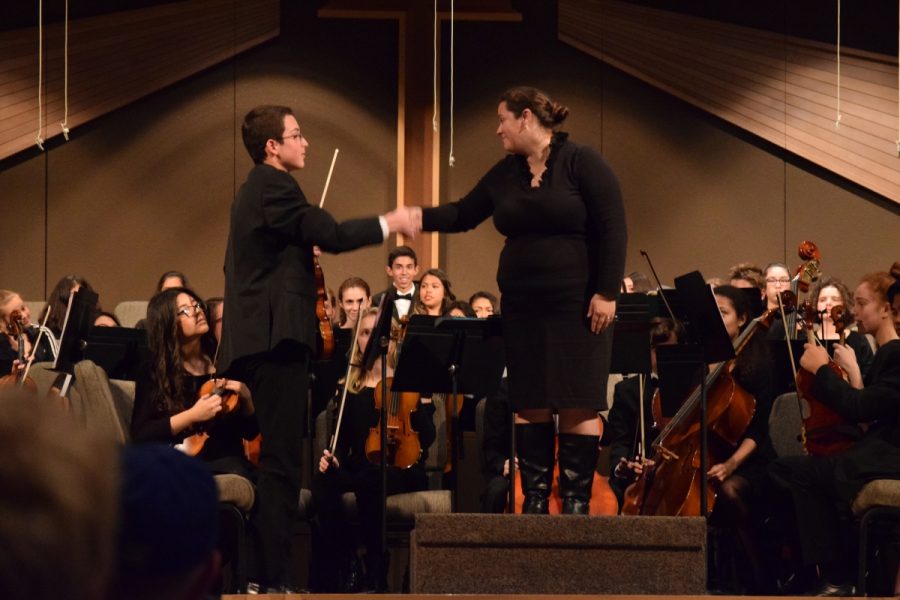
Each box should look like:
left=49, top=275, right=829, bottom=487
left=134, top=271, right=191, bottom=330
left=445, top=300, right=476, bottom=318
left=205, top=297, right=224, bottom=343
left=607, top=317, right=680, bottom=508
left=0, top=289, right=56, bottom=375
left=729, top=262, right=766, bottom=317
left=810, top=276, right=875, bottom=386
left=769, top=271, right=900, bottom=596
left=469, top=291, right=499, bottom=318
left=413, top=268, right=455, bottom=317
left=130, top=288, right=258, bottom=480
left=706, top=285, right=776, bottom=593
left=729, top=262, right=765, bottom=293
left=622, top=271, right=652, bottom=294
left=373, top=246, right=419, bottom=318
left=39, top=275, right=101, bottom=339
left=94, top=311, right=121, bottom=327
left=480, top=376, right=512, bottom=513
left=762, top=262, right=794, bottom=340
left=312, top=308, right=436, bottom=593
left=157, top=270, right=190, bottom=291
left=336, top=277, right=371, bottom=331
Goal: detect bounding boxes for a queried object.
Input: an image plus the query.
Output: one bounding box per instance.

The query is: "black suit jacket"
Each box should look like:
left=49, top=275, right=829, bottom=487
left=218, top=164, right=384, bottom=374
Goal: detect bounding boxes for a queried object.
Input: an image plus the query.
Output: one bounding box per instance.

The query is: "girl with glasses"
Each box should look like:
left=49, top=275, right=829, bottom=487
left=131, top=287, right=258, bottom=480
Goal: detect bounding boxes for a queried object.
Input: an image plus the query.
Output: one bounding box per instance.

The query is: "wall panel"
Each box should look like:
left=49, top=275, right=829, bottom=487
left=559, top=0, right=900, bottom=206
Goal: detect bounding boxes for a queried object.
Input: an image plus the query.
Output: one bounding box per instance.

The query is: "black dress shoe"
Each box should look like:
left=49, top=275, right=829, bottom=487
left=809, top=580, right=855, bottom=597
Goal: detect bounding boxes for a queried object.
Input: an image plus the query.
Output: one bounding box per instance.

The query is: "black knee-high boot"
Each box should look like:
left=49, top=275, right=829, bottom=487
left=515, top=422, right=556, bottom=514
left=557, top=433, right=600, bottom=515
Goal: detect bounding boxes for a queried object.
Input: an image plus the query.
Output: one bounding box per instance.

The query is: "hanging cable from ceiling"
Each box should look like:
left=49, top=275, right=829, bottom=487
left=432, top=0, right=438, bottom=132
left=835, top=0, right=842, bottom=129
left=60, top=0, right=70, bottom=140
left=447, top=0, right=455, bottom=167
left=35, top=0, right=45, bottom=150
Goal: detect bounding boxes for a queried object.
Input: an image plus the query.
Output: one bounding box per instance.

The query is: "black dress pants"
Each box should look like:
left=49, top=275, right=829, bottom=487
left=768, top=454, right=847, bottom=567
left=238, top=342, right=309, bottom=587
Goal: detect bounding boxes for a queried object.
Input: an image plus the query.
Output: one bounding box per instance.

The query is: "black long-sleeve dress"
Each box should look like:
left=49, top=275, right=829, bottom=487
left=422, top=133, right=627, bottom=409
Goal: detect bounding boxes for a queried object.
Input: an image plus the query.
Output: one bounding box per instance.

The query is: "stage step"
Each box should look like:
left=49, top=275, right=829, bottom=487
left=410, top=513, right=707, bottom=594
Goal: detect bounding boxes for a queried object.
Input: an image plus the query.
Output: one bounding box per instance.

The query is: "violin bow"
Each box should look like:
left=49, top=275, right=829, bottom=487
left=20, top=307, right=51, bottom=388
left=319, top=148, right=340, bottom=209
left=328, top=307, right=364, bottom=458
left=640, top=249, right=682, bottom=331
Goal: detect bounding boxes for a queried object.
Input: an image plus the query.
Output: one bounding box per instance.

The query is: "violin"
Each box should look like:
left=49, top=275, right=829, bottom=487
left=313, top=149, right=341, bottom=361
left=179, top=379, right=240, bottom=457
left=0, top=310, right=38, bottom=393
left=795, top=298, right=861, bottom=455
left=365, top=377, right=423, bottom=469
left=364, top=316, right=423, bottom=469
left=314, top=254, right=335, bottom=360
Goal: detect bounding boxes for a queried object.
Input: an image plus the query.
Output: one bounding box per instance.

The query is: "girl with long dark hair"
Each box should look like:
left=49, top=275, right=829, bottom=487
left=130, top=287, right=257, bottom=479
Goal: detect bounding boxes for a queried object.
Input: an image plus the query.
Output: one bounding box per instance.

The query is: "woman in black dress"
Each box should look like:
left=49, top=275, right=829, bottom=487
left=417, top=86, right=627, bottom=514
left=131, top=287, right=258, bottom=480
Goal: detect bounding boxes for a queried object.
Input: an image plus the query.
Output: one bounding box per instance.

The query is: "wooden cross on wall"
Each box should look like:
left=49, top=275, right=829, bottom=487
left=319, top=0, right=521, bottom=268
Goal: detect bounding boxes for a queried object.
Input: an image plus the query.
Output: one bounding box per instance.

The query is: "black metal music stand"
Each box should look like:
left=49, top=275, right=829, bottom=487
left=53, top=287, right=100, bottom=396
left=673, top=271, right=735, bottom=517
left=610, top=293, right=653, bottom=376
left=393, top=314, right=505, bottom=511
left=83, top=326, right=148, bottom=380
left=607, top=293, right=655, bottom=495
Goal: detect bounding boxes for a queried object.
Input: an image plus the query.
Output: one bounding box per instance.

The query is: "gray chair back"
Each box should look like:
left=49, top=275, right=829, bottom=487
left=768, top=392, right=805, bottom=457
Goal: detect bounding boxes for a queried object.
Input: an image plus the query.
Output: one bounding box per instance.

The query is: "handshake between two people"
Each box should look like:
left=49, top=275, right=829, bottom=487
left=382, top=205, right=423, bottom=239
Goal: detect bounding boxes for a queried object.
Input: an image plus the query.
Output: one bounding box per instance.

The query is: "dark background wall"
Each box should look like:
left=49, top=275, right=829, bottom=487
left=0, top=0, right=897, bottom=309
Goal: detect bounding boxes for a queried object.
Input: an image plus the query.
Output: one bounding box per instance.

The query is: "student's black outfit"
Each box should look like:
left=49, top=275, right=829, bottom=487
left=310, top=387, right=435, bottom=592
left=421, top=132, right=627, bottom=514
left=769, top=339, right=900, bottom=588
left=217, top=163, right=385, bottom=588
left=480, top=378, right=511, bottom=513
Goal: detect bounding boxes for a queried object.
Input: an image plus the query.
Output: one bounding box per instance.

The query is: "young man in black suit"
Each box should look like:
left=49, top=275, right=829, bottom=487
left=372, top=245, right=419, bottom=319
left=218, top=105, right=420, bottom=593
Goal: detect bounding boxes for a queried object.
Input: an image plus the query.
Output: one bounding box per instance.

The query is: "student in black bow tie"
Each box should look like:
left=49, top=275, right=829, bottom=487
left=372, top=246, right=419, bottom=318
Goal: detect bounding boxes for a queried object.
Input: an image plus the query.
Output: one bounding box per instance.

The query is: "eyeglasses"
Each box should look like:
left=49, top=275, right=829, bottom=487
left=278, top=132, right=304, bottom=142
left=765, top=277, right=791, bottom=285
left=176, top=302, right=205, bottom=318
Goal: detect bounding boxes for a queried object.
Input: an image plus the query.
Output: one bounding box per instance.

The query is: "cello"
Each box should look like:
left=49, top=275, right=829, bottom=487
left=621, top=307, right=775, bottom=516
